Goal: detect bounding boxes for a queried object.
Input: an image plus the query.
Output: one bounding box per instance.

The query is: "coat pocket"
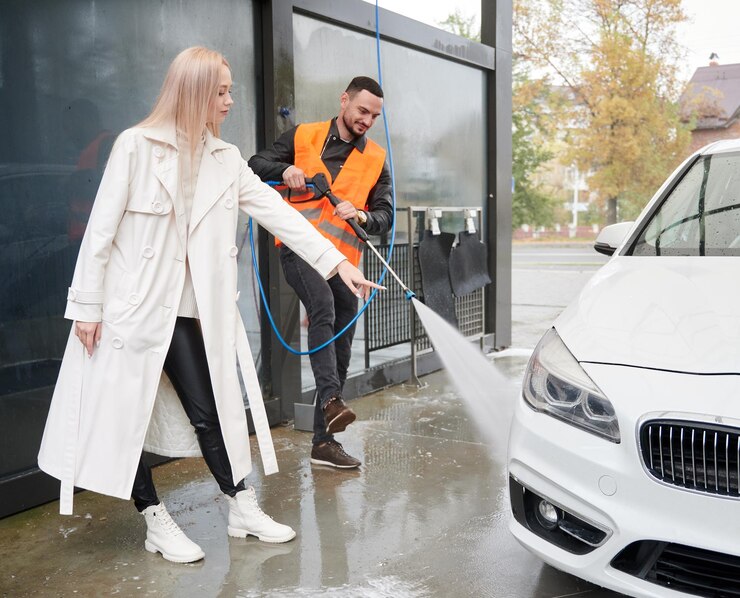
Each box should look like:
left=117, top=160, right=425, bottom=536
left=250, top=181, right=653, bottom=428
left=102, top=271, right=135, bottom=323
left=125, top=193, right=173, bottom=216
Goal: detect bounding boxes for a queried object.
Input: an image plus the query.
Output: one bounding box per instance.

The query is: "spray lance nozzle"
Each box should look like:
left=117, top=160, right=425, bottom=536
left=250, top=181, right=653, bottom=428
left=305, top=173, right=415, bottom=300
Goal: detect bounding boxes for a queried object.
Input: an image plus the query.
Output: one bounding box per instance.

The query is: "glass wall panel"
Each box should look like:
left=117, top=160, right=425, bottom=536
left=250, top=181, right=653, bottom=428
left=293, top=14, right=486, bottom=381
left=0, top=0, right=257, bottom=482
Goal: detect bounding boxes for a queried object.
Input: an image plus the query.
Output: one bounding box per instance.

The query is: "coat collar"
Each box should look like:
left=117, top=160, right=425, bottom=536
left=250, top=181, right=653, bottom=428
left=141, top=123, right=178, bottom=150
left=204, top=129, right=231, bottom=154
left=141, top=123, right=234, bottom=235
left=141, top=124, right=231, bottom=154
left=189, top=130, right=236, bottom=232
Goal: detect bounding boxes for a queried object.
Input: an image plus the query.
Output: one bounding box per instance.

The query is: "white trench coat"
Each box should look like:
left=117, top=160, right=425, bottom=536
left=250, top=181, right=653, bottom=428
left=38, top=125, right=345, bottom=514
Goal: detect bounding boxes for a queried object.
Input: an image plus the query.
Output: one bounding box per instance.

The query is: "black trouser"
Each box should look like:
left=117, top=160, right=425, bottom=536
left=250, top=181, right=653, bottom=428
left=279, top=246, right=358, bottom=446
left=131, top=317, right=245, bottom=512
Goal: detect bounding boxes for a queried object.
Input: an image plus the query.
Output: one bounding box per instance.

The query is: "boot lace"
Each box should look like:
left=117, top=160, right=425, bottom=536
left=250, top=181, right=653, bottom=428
left=241, top=490, right=274, bottom=522
left=329, top=440, right=350, bottom=458
left=156, top=506, right=184, bottom=536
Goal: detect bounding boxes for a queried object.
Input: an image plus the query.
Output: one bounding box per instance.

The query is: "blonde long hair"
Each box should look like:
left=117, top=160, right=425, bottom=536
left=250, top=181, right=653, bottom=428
left=138, top=46, right=230, bottom=156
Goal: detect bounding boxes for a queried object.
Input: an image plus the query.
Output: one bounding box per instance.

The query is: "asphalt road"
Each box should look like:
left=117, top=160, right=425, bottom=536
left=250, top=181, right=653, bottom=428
left=513, top=243, right=611, bottom=271
left=511, top=243, right=609, bottom=349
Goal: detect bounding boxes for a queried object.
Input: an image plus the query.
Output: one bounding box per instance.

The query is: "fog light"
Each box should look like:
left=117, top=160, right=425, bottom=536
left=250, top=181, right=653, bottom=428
left=510, top=476, right=611, bottom=555
left=537, top=500, right=559, bottom=530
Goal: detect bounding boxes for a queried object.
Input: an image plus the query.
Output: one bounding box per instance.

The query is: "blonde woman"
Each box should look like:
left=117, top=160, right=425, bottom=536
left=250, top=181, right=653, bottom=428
left=37, top=47, right=381, bottom=563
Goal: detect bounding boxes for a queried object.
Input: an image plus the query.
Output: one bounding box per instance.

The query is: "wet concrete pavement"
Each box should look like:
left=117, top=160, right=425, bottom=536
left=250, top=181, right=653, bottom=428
left=1, top=243, right=620, bottom=598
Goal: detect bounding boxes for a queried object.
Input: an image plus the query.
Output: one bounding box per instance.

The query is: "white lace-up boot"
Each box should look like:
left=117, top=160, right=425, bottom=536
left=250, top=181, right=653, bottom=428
left=227, top=486, right=296, bottom=543
left=142, top=503, right=205, bottom=563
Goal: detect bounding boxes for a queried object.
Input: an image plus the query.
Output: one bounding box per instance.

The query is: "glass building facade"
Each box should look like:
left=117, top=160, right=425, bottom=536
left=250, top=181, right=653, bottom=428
left=0, top=0, right=507, bottom=517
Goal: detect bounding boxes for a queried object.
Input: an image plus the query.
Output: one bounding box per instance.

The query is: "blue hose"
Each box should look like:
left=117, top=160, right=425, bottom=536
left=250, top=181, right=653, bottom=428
left=248, top=0, right=398, bottom=356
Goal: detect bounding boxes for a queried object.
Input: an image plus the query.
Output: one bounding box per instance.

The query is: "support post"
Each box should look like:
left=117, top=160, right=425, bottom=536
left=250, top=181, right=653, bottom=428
left=256, top=0, right=303, bottom=421
left=482, top=0, right=513, bottom=349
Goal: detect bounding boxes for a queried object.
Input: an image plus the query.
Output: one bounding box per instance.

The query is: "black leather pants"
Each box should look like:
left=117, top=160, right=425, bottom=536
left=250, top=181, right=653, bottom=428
left=131, top=317, right=246, bottom=512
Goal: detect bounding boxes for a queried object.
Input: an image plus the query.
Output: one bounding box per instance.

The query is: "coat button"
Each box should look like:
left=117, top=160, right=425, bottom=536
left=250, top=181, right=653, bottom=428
left=229, top=246, right=238, bottom=257
left=224, top=198, right=234, bottom=209
left=153, top=147, right=164, bottom=158
left=67, top=288, right=77, bottom=300
left=152, top=200, right=164, bottom=214
left=128, top=293, right=141, bottom=305
left=111, top=337, right=124, bottom=349
left=142, top=246, right=155, bottom=259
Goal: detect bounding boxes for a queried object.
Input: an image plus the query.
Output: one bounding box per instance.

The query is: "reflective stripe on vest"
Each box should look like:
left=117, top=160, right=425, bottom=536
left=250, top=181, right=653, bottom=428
left=317, top=220, right=363, bottom=255
left=299, top=207, right=323, bottom=221
left=275, top=120, right=386, bottom=267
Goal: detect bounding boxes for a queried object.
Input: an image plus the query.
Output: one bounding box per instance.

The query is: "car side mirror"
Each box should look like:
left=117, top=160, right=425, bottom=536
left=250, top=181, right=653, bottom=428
left=594, top=222, right=634, bottom=256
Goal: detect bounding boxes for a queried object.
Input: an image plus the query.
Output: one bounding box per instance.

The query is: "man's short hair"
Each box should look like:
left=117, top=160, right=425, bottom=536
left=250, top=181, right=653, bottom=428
left=345, top=76, right=383, bottom=99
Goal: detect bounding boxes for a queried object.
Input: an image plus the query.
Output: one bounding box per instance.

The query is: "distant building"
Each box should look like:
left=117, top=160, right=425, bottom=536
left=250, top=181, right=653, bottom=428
left=681, top=54, right=740, bottom=152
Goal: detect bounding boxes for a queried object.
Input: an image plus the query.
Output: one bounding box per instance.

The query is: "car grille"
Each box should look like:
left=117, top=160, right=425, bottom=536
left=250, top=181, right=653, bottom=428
left=639, top=420, right=740, bottom=497
left=612, top=541, right=740, bottom=597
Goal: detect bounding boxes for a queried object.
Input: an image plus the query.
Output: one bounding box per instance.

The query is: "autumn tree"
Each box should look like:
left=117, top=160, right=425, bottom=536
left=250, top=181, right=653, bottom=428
left=515, top=0, right=691, bottom=223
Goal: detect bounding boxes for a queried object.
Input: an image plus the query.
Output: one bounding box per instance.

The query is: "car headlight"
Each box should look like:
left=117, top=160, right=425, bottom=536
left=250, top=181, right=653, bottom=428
left=523, top=328, right=620, bottom=443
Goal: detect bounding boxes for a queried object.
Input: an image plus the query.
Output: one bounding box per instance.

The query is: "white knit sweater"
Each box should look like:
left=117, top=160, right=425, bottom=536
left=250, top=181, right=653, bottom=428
left=176, top=131, right=205, bottom=318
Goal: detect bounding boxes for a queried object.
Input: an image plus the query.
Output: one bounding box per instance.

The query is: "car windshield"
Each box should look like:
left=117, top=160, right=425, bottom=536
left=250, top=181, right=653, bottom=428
left=631, top=151, right=740, bottom=256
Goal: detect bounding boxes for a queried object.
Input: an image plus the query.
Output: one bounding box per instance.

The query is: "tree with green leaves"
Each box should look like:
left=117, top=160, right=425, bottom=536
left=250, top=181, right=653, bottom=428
left=438, top=9, right=480, bottom=42
left=515, top=0, right=691, bottom=224
left=511, top=70, right=558, bottom=227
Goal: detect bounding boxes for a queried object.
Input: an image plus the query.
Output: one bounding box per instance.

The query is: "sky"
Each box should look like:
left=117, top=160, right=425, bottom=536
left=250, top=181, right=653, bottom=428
left=678, top=0, right=740, bottom=76
left=370, top=0, right=740, bottom=82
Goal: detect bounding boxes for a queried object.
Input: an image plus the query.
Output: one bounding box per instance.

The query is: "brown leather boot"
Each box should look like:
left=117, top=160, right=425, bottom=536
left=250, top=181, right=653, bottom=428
left=322, top=397, right=356, bottom=434
left=311, top=440, right=361, bottom=468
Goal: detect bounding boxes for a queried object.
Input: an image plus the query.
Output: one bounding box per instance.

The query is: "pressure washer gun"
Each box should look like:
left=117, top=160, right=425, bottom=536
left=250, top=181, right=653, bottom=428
left=305, top=173, right=416, bottom=301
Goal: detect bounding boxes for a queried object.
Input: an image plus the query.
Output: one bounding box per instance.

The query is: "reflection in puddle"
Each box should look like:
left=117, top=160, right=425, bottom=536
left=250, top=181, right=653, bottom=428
left=239, top=575, right=427, bottom=597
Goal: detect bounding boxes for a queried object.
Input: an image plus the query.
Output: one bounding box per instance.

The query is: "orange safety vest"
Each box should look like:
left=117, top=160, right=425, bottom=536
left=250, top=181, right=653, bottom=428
left=275, top=120, right=386, bottom=267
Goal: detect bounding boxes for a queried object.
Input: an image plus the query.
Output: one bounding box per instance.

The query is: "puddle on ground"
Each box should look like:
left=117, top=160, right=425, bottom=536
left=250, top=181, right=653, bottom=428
left=238, top=575, right=428, bottom=598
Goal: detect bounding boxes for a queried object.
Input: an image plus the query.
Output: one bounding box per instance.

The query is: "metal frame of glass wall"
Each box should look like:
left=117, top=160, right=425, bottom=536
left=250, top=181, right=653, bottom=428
left=254, top=0, right=512, bottom=420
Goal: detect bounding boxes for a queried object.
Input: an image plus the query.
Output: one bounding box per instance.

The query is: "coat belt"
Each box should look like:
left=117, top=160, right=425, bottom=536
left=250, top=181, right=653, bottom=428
left=235, top=311, right=278, bottom=476
left=60, top=335, right=84, bottom=515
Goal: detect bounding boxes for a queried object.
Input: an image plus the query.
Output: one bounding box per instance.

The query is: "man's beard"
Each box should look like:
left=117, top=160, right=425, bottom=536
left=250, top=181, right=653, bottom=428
left=342, top=114, right=363, bottom=138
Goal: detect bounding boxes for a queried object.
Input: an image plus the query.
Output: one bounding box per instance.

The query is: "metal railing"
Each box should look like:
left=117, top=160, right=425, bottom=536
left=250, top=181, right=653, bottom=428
left=363, top=206, right=486, bottom=384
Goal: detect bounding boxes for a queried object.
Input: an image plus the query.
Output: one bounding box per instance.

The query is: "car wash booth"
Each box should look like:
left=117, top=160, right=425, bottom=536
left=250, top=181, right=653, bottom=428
left=0, top=0, right=512, bottom=517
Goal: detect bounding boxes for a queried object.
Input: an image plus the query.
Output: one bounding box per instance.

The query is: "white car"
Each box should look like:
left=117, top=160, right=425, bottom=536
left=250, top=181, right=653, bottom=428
left=508, top=139, right=740, bottom=597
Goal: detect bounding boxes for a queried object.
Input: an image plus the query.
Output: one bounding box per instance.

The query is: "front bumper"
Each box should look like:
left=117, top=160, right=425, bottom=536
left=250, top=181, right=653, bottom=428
left=507, top=363, right=740, bottom=597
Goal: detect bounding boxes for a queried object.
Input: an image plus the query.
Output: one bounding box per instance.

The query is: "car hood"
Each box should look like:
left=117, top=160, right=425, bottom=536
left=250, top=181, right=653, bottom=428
left=555, top=257, right=740, bottom=374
